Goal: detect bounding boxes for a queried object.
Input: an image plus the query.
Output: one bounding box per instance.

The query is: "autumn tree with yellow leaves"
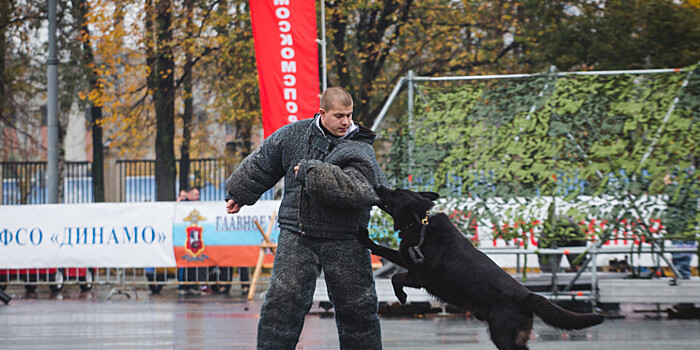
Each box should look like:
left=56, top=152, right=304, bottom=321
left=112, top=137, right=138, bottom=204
left=2, top=0, right=698, bottom=202
left=325, top=0, right=528, bottom=126
left=79, top=0, right=258, bottom=200
left=0, top=0, right=45, bottom=161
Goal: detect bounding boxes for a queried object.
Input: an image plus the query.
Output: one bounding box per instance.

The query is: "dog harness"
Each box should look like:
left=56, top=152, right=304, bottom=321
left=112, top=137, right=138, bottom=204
left=398, top=211, right=431, bottom=265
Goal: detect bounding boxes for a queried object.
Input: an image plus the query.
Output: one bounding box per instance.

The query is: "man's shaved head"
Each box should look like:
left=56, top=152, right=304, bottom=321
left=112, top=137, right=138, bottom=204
left=320, top=86, right=353, bottom=111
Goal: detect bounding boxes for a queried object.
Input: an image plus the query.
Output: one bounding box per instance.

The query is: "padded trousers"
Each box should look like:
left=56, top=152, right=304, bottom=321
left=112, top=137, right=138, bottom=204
left=257, top=229, right=382, bottom=349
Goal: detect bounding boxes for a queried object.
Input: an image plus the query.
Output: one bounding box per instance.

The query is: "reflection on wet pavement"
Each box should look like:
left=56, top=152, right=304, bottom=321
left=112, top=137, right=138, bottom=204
left=0, top=285, right=698, bottom=349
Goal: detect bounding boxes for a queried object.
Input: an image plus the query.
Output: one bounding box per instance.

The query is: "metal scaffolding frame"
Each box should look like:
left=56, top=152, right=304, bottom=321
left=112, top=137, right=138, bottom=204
left=369, top=66, right=699, bottom=308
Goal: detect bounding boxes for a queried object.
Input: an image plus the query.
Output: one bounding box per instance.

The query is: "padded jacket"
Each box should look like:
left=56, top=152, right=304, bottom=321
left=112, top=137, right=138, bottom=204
left=225, top=116, right=388, bottom=240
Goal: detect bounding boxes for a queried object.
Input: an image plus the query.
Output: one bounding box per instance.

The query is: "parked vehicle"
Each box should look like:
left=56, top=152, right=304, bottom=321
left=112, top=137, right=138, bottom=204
left=0, top=268, right=94, bottom=293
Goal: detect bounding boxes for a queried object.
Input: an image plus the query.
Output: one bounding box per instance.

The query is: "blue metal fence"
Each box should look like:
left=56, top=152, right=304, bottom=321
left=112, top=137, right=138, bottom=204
left=1, top=162, right=94, bottom=205
left=1, top=159, right=276, bottom=205
left=64, top=162, right=93, bottom=204
left=115, top=159, right=276, bottom=202
left=1, top=161, right=93, bottom=205
left=117, top=159, right=233, bottom=202
left=1, top=161, right=47, bottom=205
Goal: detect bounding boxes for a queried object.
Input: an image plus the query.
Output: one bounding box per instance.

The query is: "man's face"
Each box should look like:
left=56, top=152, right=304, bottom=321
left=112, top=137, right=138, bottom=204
left=320, top=103, right=353, bottom=137
left=188, top=189, right=200, bottom=201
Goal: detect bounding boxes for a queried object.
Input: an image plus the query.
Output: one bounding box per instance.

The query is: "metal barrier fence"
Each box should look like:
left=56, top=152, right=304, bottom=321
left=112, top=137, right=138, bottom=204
left=1, top=248, right=696, bottom=304
left=116, top=158, right=276, bottom=202
left=1, top=159, right=277, bottom=204
left=117, top=160, right=156, bottom=202
left=480, top=246, right=698, bottom=306
left=117, top=158, right=229, bottom=202
left=187, top=158, right=229, bottom=202
left=1, top=161, right=93, bottom=205
left=0, top=266, right=255, bottom=297
left=64, top=161, right=92, bottom=203
left=1, top=161, right=46, bottom=205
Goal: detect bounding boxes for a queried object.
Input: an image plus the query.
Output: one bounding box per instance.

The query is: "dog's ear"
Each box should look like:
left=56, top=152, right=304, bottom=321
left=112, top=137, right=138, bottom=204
left=419, top=191, right=439, bottom=201
left=374, top=185, right=391, bottom=193
left=371, top=186, right=387, bottom=207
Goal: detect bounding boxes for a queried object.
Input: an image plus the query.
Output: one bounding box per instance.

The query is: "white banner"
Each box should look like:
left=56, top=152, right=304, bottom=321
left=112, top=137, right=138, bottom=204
left=0, top=202, right=176, bottom=268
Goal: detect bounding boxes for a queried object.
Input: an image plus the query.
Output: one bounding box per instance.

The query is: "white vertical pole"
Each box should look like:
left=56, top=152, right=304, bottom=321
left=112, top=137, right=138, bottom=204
left=371, top=77, right=405, bottom=132
left=407, top=71, right=414, bottom=123
left=320, top=0, right=327, bottom=91
left=407, top=70, right=414, bottom=168
left=47, top=0, right=59, bottom=203
left=591, top=243, right=598, bottom=308
left=636, top=67, right=695, bottom=173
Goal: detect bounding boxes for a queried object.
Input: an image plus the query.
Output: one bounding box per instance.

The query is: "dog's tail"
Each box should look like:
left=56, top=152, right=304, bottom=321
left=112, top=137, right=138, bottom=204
left=525, top=293, right=604, bottom=330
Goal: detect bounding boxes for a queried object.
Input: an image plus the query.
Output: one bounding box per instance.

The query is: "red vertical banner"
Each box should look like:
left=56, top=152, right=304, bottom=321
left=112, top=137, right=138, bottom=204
left=250, top=0, right=320, bottom=138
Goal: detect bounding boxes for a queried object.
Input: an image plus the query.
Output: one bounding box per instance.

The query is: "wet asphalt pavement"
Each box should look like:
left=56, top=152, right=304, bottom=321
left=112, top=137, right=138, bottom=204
left=1, top=284, right=699, bottom=350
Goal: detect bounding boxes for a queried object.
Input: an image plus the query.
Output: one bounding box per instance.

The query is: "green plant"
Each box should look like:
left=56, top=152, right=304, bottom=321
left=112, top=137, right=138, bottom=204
left=384, top=64, right=700, bottom=252
left=368, top=209, right=398, bottom=249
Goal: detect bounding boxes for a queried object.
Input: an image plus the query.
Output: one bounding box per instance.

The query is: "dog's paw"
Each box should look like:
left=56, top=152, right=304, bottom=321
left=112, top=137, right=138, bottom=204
left=395, top=290, right=407, bottom=305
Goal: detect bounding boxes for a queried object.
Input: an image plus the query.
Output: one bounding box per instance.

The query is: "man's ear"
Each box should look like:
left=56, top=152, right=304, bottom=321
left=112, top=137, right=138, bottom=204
left=419, top=192, right=439, bottom=201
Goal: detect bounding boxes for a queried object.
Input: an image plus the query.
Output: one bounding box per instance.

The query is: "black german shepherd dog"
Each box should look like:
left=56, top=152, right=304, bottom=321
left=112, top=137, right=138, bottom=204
left=359, top=187, right=604, bottom=350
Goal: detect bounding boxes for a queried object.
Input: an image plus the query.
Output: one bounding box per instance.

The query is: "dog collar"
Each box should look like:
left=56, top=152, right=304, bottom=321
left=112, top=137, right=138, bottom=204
left=398, top=212, right=431, bottom=265
left=397, top=211, right=430, bottom=238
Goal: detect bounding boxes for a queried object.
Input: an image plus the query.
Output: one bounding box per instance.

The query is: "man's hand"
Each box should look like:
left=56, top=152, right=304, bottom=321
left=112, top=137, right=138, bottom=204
left=294, top=163, right=300, bottom=178
left=226, top=199, right=242, bottom=214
